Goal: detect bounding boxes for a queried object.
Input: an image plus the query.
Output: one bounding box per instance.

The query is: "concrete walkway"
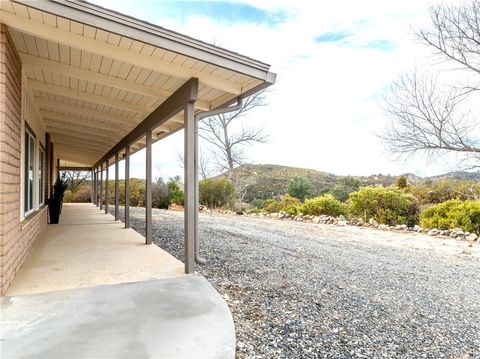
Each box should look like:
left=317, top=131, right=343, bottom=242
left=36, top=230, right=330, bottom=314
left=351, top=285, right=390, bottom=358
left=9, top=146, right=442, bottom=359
left=7, top=203, right=184, bottom=295
left=1, top=276, right=236, bottom=358
left=2, top=204, right=235, bottom=358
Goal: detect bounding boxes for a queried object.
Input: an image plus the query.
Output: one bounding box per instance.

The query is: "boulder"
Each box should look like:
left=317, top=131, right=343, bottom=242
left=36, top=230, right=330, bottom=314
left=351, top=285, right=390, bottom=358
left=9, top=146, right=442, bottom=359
left=428, top=228, right=439, bottom=236
left=413, top=225, right=421, bottom=232
left=466, top=233, right=478, bottom=241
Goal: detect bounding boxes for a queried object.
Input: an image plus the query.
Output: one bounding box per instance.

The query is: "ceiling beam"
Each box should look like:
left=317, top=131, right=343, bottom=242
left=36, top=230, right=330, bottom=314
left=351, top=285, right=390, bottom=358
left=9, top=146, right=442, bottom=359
left=94, top=77, right=198, bottom=167
left=2, top=11, right=242, bottom=94
left=27, top=79, right=150, bottom=114
left=40, top=110, right=125, bottom=134
left=20, top=53, right=212, bottom=111
left=35, top=98, right=135, bottom=126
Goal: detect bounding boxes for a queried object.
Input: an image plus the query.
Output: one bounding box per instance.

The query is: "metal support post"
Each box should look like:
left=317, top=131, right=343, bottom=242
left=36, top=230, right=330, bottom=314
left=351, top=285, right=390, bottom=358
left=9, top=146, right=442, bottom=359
left=184, top=102, right=196, bottom=273
left=125, top=146, right=130, bottom=229
left=145, top=130, right=152, bottom=244
left=114, top=153, right=119, bottom=221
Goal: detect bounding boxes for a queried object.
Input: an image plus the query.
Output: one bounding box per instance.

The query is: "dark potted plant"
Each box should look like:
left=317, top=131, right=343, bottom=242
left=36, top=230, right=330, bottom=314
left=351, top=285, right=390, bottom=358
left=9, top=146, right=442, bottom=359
left=48, top=174, right=68, bottom=224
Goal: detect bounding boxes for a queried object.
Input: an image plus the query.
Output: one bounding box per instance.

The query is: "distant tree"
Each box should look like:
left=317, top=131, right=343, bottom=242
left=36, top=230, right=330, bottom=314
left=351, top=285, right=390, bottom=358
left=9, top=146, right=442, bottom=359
left=199, top=91, right=268, bottom=179
left=62, top=170, right=90, bottom=194
left=152, top=178, right=170, bottom=209
left=331, top=176, right=361, bottom=202
left=287, top=176, right=312, bottom=202
left=382, top=1, right=480, bottom=168
left=397, top=175, right=408, bottom=189
left=167, top=178, right=184, bottom=206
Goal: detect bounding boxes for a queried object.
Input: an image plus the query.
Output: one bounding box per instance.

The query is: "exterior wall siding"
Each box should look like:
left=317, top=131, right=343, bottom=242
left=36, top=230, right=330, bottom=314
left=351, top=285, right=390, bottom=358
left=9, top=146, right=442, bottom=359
left=0, top=24, right=47, bottom=295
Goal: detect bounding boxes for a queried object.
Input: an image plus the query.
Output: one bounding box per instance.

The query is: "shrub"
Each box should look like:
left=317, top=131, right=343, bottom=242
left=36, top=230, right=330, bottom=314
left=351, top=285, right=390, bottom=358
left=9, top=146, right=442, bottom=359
left=167, top=180, right=184, bottom=206
left=284, top=204, right=300, bottom=216
left=199, top=178, right=235, bottom=208
left=263, top=198, right=281, bottom=213
left=348, top=186, right=418, bottom=226
left=420, top=200, right=480, bottom=234
left=330, top=176, right=361, bottom=202
left=73, top=186, right=91, bottom=202
left=250, top=198, right=265, bottom=209
left=287, top=176, right=311, bottom=202
left=301, top=194, right=347, bottom=217
left=152, top=179, right=170, bottom=209
left=63, top=190, right=74, bottom=203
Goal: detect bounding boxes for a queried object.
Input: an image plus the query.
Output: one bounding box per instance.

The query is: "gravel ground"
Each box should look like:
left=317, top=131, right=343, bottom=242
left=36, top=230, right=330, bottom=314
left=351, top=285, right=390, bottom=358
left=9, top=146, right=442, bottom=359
left=111, top=207, right=480, bottom=358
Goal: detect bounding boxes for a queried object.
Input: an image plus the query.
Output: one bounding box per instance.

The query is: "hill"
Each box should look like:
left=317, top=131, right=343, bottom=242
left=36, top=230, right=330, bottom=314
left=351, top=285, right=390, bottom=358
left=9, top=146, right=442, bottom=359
left=218, top=164, right=479, bottom=203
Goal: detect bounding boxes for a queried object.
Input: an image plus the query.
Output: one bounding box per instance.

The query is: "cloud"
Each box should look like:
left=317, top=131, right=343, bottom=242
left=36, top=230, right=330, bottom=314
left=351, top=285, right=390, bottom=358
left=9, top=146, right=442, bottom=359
left=315, top=31, right=352, bottom=43
left=361, top=39, right=396, bottom=52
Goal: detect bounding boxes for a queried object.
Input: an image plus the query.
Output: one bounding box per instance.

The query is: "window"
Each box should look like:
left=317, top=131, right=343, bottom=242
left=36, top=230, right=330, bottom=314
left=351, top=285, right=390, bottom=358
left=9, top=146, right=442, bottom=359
left=39, top=146, right=45, bottom=205
left=24, top=128, right=35, bottom=215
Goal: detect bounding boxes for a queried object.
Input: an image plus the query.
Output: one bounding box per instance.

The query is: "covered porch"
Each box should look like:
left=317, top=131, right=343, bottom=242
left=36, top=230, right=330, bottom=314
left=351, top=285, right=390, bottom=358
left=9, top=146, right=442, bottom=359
left=6, top=203, right=184, bottom=296
left=2, top=203, right=235, bottom=357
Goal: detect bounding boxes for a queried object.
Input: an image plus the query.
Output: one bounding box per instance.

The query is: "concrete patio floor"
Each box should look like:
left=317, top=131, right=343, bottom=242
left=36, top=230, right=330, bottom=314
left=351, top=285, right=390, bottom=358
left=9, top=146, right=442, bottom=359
left=7, top=203, right=184, bottom=296
left=2, top=203, right=235, bottom=358
left=2, top=276, right=235, bottom=358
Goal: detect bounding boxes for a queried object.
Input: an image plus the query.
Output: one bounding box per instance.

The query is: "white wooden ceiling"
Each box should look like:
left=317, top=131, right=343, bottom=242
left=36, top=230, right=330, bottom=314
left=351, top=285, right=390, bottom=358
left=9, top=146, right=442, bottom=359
left=0, top=0, right=269, bottom=167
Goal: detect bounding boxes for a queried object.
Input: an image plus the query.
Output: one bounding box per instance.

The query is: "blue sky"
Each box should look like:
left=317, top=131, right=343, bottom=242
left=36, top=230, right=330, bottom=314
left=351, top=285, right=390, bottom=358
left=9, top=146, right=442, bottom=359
left=91, top=0, right=466, bottom=179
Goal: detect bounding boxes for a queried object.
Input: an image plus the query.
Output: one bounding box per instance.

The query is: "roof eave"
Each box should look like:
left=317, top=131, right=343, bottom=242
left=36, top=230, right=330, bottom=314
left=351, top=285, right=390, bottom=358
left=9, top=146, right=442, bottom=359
left=14, top=0, right=275, bottom=82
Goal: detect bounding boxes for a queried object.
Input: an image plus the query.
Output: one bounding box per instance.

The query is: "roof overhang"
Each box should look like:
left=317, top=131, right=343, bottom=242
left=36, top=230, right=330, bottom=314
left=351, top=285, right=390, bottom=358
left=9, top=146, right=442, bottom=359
left=0, top=0, right=276, bottom=167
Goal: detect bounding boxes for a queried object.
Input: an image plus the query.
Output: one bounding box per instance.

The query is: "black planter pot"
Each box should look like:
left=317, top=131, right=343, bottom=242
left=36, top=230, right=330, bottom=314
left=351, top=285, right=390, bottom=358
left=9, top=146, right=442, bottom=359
left=48, top=198, right=62, bottom=224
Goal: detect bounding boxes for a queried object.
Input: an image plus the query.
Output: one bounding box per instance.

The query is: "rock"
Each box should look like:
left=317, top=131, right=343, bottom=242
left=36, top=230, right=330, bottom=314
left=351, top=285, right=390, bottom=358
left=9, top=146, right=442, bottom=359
left=312, top=216, right=320, bottom=224
left=413, top=225, right=421, bottom=232
left=466, top=233, right=478, bottom=241
left=368, top=218, right=378, bottom=226
left=168, top=203, right=184, bottom=211
left=338, top=215, right=347, bottom=221
left=337, top=220, right=348, bottom=226
left=378, top=224, right=388, bottom=230
left=428, top=228, right=439, bottom=236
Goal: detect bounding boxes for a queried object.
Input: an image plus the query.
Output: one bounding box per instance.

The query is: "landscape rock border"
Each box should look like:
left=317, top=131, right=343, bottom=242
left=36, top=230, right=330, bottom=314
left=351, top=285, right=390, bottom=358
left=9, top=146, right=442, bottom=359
left=199, top=207, right=479, bottom=242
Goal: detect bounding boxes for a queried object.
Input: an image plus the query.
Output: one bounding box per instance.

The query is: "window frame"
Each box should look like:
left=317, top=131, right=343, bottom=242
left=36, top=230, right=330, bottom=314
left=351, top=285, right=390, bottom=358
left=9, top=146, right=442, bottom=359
left=39, top=144, right=45, bottom=205
left=24, top=125, right=36, bottom=217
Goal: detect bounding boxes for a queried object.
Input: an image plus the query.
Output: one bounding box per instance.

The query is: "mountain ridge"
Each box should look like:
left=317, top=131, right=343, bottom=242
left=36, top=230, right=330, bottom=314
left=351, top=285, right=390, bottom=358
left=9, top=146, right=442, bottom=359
left=217, top=163, right=479, bottom=202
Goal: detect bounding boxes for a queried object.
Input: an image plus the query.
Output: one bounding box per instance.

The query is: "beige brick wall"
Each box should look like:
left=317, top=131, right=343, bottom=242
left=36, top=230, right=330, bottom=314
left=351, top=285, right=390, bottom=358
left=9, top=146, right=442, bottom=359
left=0, top=24, right=47, bottom=295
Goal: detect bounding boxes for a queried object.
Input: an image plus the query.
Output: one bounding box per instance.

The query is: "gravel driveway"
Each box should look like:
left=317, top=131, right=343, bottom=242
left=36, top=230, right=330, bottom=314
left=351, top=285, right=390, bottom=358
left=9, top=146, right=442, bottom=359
left=112, top=207, right=480, bottom=358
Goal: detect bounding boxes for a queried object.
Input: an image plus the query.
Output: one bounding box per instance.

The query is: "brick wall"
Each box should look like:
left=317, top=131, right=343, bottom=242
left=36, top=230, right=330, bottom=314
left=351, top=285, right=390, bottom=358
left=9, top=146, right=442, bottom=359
left=0, top=24, right=47, bottom=295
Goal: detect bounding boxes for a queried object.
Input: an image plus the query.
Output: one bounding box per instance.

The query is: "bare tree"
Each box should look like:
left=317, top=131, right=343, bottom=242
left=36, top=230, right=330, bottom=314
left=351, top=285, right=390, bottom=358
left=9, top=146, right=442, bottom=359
left=177, top=150, right=215, bottom=180
left=62, top=170, right=91, bottom=193
left=199, top=91, right=268, bottom=179
left=382, top=1, right=480, bottom=168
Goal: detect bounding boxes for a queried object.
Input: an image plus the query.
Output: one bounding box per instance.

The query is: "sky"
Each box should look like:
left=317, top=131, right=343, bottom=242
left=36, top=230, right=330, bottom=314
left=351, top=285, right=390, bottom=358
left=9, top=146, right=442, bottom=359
left=89, top=0, right=473, bottom=179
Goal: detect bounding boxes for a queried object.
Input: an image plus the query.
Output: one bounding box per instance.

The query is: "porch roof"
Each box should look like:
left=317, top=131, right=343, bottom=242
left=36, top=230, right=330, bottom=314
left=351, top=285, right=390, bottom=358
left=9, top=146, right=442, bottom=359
left=0, top=0, right=276, bottom=167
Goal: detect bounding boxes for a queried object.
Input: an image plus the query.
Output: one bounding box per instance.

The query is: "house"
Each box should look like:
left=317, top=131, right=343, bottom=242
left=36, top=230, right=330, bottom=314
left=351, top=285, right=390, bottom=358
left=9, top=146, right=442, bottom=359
left=0, top=0, right=275, bottom=356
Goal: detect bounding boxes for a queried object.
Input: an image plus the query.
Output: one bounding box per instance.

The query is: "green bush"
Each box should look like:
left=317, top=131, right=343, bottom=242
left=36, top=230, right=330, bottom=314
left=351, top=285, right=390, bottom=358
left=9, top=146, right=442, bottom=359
left=284, top=204, right=300, bottom=216
left=420, top=200, right=480, bottom=234
left=287, top=176, right=311, bottom=202
left=250, top=198, right=265, bottom=209
left=330, top=176, right=360, bottom=202
left=199, top=178, right=235, bottom=208
left=348, top=186, right=418, bottom=226
left=263, top=198, right=281, bottom=213
left=301, top=194, right=347, bottom=217
left=167, top=180, right=184, bottom=206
